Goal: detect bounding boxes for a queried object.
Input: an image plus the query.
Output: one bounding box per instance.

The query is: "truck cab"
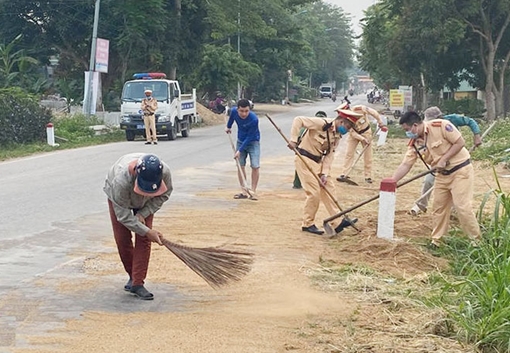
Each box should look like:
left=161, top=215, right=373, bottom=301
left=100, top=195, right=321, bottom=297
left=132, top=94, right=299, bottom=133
left=319, top=84, right=333, bottom=98
left=120, top=73, right=199, bottom=141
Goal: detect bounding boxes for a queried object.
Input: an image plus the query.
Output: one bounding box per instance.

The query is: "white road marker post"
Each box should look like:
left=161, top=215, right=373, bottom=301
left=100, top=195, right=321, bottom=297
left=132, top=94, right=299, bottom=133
left=46, top=123, right=59, bottom=147
left=377, top=177, right=396, bottom=240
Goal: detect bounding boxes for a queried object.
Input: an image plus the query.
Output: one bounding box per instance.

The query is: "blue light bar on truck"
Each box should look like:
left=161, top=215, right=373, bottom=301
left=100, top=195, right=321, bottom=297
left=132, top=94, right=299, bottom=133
left=132, top=72, right=167, bottom=79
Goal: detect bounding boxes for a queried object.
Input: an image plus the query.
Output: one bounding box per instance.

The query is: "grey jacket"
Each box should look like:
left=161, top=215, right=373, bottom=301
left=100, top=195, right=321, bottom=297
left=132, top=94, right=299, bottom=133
left=103, top=153, right=173, bottom=235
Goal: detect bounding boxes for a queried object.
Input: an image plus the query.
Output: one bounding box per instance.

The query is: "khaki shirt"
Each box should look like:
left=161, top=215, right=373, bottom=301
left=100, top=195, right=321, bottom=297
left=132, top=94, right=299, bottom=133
left=350, top=105, right=383, bottom=141
left=402, top=119, right=470, bottom=168
left=103, top=153, right=173, bottom=236
left=290, top=116, right=341, bottom=176
left=141, top=97, right=158, bottom=115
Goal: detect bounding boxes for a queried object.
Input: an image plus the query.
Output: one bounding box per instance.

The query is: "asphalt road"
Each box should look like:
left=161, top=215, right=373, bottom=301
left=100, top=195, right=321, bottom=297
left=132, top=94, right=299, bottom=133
left=0, top=95, right=368, bottom=296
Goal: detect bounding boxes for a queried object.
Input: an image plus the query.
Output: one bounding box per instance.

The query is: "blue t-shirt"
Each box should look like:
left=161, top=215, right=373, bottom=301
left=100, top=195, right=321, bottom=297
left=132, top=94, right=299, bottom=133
left=227, top=107, right=260, bottom=152
left=443, top=114, right=481, bottom=135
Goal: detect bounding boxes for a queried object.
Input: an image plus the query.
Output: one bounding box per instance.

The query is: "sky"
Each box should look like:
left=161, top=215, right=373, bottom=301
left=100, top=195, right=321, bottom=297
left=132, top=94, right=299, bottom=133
left=325, top=0, right=378, bottom=35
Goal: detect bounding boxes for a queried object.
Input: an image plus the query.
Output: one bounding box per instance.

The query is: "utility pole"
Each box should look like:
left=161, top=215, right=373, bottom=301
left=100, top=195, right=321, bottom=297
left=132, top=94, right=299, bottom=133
left=236, top=0, right=241, bottom=101
left=84, top=0, right=100, bottom=118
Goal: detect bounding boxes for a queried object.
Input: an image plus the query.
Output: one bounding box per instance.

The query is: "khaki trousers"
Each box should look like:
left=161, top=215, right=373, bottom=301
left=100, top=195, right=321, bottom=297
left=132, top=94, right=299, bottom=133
left=108, top=200, right=153, bottom=286
left=143, top=114, right=157, bottom=142
left=431, top=164, right=480, bottom=242
left=339, top=130, right=373, bottom=178
left=295, top=156, right=342, bottom=229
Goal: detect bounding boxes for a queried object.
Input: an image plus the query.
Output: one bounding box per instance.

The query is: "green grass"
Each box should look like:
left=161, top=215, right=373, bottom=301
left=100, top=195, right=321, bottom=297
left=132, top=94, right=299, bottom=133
left=429, top=172, right=510, bottom=352
left=0, top=114, right=125, bottom=161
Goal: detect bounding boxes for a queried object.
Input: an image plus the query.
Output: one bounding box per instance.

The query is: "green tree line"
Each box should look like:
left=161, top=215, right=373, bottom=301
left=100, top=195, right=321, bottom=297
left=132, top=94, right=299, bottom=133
left=0, top=0, right=355, bottom=108
left=358, top=0, right=510, bottom=120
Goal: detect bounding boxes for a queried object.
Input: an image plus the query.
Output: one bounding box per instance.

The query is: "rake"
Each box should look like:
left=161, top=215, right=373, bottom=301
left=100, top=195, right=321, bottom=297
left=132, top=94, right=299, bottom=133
left=266, top=113, right=360, bottom=235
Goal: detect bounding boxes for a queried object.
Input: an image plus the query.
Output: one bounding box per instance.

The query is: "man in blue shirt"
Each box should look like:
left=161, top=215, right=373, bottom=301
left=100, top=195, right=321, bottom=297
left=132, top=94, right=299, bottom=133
left=410, top=106, right=482, bottom=215
left=225, top=98, right=260, bottom=200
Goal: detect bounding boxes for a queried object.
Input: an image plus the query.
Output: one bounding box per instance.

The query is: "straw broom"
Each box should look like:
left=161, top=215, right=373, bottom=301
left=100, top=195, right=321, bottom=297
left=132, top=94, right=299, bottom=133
left=161, top=237, right=254, bottom=289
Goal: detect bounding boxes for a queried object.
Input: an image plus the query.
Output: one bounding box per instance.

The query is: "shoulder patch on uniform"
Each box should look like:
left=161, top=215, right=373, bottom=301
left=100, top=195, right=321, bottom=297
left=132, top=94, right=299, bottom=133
left=431, top=121, right=442, bottom=127
left=445, top=123, right=453, bottom=132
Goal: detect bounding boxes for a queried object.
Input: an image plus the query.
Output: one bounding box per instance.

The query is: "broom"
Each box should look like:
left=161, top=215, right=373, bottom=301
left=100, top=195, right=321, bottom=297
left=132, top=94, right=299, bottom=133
left=161, top=237, right=254, bottom=289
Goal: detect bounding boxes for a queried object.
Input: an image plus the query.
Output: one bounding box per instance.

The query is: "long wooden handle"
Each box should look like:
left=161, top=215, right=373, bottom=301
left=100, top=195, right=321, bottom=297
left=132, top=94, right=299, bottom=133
left=469, top=119, right=497, bottom=152
left=265, top=114, right=345, bottom=213
left=225, top=118, right=254, bottom=197
left=323, top=168, right=436, bottom=223
left=344, top=128, right=379, bottom=177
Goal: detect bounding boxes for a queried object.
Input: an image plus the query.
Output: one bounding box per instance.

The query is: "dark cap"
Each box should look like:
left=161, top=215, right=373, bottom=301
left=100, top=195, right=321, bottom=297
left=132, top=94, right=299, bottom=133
left=134, top=154, right=168, bottom=197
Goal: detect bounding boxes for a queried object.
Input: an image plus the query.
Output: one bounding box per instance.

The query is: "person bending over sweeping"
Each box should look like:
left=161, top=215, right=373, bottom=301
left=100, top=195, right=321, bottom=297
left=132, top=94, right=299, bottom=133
left=387, top=111, right=480, bottom=249
left=287, top=109, right=363, bottom=235
left=337, top=104, right=387, bottom=184
left=104, top=153, right=172, bottom=300
left=409, top=106, right=482, bottom=215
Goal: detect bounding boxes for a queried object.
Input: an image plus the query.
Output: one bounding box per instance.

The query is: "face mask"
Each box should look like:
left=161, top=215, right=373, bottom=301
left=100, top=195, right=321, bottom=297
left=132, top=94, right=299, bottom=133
left=337, top=125, right=348, bottom=135
left=405, top=131, right=418, bottom=139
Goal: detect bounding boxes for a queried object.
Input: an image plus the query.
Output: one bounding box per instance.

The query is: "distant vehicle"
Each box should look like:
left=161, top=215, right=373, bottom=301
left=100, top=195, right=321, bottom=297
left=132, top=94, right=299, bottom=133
left=119, top=72, right=199, bottom=141
left=319, top=85, right=333, bottom=98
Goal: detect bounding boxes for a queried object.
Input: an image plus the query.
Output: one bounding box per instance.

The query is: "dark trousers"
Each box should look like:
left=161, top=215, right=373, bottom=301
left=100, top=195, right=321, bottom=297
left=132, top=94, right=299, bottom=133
left=108, top=199, right=153, bottom=286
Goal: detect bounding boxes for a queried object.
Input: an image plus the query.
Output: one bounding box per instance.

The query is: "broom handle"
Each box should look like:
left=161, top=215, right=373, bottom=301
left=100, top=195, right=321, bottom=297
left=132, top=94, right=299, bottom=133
left=468, top=119, right=496, bottom=152
left=266, top=114, right=355, bottom=224
left=323, top=168, right=436, bottom=223
left=229, top=132, right=252, bottom=191
left=225, top=116, right=255, bottom=197
left=414, top=185, right=434, bottom=205
left=344, top=127, right=379, bottom=177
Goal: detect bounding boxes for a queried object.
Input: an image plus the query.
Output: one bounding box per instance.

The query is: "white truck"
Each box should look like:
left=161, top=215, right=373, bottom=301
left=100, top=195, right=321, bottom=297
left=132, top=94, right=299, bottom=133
left=119, top=73, right=199, bottom=141
left=319, top=82, right=336, bottom=98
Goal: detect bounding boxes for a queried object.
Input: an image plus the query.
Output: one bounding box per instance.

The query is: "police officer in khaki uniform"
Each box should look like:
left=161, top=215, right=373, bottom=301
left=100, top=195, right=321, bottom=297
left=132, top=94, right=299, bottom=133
left=288, top=109, right=363, bottom=235
left=337, top=104, right=387, bottom=184
left=141, top=89, right=158, bottom=145
left=390, top=111, right=481, bottom=247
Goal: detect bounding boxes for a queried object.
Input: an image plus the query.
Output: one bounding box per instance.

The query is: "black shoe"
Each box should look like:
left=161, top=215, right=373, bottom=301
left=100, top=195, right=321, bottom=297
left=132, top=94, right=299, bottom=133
left=144, top=141, right=151, bottom=145
left=130, top=285, right=154, bottom=300
left=334, top=218, right=358, bottom=234
left=153, top=141, right=158, bottom=145
left=365, top=178, right=373, bottom=184
left=301, top=224, right=324, bottom=235
left=336, top=175, right=350, bottom=182
left=124, top=278, right=132, bottom=292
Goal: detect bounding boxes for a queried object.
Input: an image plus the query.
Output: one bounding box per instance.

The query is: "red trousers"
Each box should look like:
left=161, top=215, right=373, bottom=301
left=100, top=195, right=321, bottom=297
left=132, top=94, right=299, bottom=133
left=108, top=199, right=153, bottom=286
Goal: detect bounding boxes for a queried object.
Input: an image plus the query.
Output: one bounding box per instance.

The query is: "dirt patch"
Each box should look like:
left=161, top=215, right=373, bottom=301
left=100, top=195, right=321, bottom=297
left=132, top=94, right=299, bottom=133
left=12, top=135, right=510, bottom=353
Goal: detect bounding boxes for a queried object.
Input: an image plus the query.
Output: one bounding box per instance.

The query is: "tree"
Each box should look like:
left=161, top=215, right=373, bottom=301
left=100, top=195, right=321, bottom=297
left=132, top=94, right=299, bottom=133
left=0, top=34, right=39, bottom=88
left=452, top=0, right=510, bottom=120
left=359, top=0, right=510, bottom=119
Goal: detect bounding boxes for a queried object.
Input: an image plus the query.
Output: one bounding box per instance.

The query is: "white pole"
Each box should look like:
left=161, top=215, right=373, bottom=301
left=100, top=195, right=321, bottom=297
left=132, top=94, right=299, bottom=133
left=46, top=123, right=59, bottom=147
left=84, top=0, right=101, bottom=118
left=377, top=178, right=396, bottom=240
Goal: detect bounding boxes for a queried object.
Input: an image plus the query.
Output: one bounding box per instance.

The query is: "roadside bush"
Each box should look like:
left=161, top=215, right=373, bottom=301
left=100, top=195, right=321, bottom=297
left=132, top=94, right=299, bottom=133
left=440, top=98, right=486, bottom=120
left=0, top=88, right=53, bottom=145
left=53, top=113, right=96, bottom=141
left=470, top=118, right=510, bottom=167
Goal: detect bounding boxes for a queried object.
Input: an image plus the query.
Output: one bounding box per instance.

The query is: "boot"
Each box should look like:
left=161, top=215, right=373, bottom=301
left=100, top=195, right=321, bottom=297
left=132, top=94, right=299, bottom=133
left=334, top=217, right=358, bottom=234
